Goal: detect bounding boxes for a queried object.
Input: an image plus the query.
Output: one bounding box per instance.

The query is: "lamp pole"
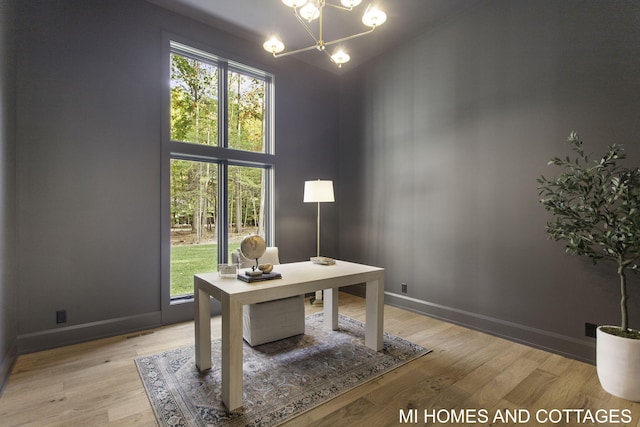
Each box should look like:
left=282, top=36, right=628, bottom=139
left=316, top=200, right=321, bottom=258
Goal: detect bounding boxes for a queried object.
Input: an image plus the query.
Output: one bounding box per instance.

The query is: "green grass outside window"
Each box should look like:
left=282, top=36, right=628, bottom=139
left=170, top=242, right=242, bottom=297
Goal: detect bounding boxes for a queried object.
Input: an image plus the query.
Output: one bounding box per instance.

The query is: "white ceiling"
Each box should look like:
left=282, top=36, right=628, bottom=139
left=148, top=0, right=479, bottom=73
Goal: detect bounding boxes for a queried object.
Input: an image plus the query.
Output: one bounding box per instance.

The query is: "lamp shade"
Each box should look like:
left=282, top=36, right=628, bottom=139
left=304, top=180, right=335, bottom=203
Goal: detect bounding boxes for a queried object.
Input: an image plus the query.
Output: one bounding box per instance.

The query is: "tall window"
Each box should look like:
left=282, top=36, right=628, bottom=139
left=166, top=41, right=274, bottom=300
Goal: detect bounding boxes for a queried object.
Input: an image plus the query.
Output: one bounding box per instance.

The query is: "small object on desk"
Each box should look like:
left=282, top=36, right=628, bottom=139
left=245, top=269, right=263, bottom=277
left=240, top=235, right=267, bottom=260
left=237, top=271, right=282, bottom=283
left=311, top=256, right=336, bottom=265
left=258, top=263, right=274, bottom=273
left=218, top=264, right=238, bottom=278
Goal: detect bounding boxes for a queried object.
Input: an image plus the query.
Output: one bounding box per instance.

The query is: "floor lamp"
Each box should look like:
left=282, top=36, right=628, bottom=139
left=304, top=179, right=335, bottom=306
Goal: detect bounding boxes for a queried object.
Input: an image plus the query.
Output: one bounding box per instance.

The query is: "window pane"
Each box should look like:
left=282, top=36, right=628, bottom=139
left=167, top=42, right=274, bottom=304
left=227, top=71, right=266, bottom=153
left=228, top=165, right=267, bottom=260
left=170, top=159, right=218, bottom=297
left=170, top=53, right=219, bottom=146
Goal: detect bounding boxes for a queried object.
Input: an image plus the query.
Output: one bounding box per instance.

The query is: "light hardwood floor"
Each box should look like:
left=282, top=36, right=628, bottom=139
left=0, top=293, right=639, bottom=426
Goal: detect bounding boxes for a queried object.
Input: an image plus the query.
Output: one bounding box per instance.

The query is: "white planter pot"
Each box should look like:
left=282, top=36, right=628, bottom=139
left=596, top=326, right=640, bottom=402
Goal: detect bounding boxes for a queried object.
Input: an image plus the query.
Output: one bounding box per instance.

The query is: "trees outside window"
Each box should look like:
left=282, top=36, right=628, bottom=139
left=228, top=70, right=266, bottom=153
left=167, top=42, right=274, bottom=299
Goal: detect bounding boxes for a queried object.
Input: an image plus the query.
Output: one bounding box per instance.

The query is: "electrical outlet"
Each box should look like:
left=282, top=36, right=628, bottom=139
left=56, top=310, right=67, bottom=324
left=401, top=283, right=408, bottom=293
left=585, top=322, right=597, bottom=338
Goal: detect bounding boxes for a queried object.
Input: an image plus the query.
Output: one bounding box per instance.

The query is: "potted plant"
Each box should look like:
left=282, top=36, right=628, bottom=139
left=537, top=131, right=640, bottom=401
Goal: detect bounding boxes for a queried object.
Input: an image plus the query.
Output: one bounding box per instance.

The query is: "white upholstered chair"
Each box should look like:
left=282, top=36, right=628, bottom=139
left=231, top=247, right=305, bottom=346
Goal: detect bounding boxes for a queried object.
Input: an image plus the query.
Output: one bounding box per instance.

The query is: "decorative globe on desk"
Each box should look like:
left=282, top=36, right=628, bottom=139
left=240, top=235, right=267, bottom=276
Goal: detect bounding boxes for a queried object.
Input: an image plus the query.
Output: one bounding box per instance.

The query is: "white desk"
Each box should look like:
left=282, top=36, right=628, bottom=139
left=194, top=260, right=385, bottom=411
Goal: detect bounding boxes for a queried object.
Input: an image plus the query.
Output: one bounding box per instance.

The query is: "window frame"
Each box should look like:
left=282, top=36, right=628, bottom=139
left=161, top=35, right=276, bottom=323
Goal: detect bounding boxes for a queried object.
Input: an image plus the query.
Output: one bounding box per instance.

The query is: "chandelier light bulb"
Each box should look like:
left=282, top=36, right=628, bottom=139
left=282, top=0, right=308, bottom=7
left=340, top=0, right=362, bottom=7
left=263, top=37, right=285, bottom=54
left=331, top=50, right=350, bottom=67
left=362, top=7, right=387, bottom=27
left=300, top=2, right=320, bottom=21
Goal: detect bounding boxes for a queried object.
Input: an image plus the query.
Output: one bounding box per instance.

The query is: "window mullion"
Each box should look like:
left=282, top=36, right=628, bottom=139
left=218, top=61, right=229, bottom=262
left=218, top=162, right=229, bottom=264
left=265, top=167, right=274, bottom=247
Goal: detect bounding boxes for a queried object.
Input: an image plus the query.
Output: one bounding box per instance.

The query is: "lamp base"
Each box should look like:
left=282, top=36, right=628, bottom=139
left=310, top=290, right=324, bottom=306
left=309, top=257, right=333, bottom=306
left=310, top=256, right=336, bottom=265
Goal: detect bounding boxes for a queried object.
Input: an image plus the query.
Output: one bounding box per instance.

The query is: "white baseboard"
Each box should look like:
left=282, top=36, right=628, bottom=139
left=384, top=292, right=595, bottom=364
left=18, top=311, right=162, bottom=354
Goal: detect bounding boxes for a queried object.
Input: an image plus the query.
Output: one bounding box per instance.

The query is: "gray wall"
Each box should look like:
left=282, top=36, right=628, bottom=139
left=339, top=0, right=640, bottom=363
left=15, top=0, right=339, bottom=353
left=0, top=0, right=19, bottom=389
left=12, top=0, right=640, bottom=366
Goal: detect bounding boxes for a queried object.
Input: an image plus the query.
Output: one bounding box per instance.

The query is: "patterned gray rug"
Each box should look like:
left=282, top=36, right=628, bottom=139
left=135, top=313, right=430, bottom=427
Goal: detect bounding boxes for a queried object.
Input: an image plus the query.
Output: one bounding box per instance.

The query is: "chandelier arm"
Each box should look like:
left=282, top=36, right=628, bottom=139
left=323, top=2, right=353, bottom=12
left=293, top=7, right=321, bottom=46
left=272, top=27, right=376, bottom=59
left=272, top=43, right=321, bottom=58
left=319, top=3, right=323, bottom=48
left=321, top=26, right=376, bottom=47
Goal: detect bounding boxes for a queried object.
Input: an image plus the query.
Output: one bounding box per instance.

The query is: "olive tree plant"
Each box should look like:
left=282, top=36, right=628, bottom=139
left=537, top=132, right=640, bottom=338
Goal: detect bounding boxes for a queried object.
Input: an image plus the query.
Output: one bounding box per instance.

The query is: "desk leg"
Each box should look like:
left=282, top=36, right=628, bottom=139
left=365, top=277, right=384, bottom=351
left=221, top=295, right=243, bottom=411
left=323, top=288, right=339, bottom=330
left=194, top=282, right=211, bottom=371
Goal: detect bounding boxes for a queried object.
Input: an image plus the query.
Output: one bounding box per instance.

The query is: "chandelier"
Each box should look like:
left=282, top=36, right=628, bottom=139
left=263, top=0, right=387, bottom=68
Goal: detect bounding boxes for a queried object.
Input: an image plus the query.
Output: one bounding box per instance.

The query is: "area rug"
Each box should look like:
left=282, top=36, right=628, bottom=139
left=135, top=313, right=430, bottom=427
